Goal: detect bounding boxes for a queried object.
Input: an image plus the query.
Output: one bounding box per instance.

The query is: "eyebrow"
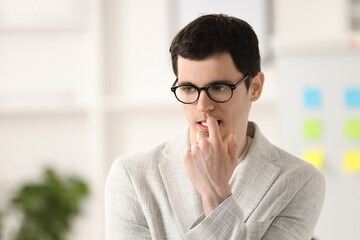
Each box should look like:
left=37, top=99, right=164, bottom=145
left=177, top=79, right=234, bottom=86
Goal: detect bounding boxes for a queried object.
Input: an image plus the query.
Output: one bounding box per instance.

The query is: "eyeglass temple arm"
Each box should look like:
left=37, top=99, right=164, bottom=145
left=234, top=75, right=249, bottom=88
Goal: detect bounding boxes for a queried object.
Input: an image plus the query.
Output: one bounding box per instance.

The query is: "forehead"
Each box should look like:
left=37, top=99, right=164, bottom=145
left=177, top=52, right=242, bottom=84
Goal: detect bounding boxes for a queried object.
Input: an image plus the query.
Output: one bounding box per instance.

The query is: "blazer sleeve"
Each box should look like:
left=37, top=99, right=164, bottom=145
left=105, top=158, right=151, bottom=240
left=184, top=171, right=326, bottom=240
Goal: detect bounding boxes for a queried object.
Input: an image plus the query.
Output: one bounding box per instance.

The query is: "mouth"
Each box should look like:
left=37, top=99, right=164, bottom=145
left=196, top=120, right=222, bottom=131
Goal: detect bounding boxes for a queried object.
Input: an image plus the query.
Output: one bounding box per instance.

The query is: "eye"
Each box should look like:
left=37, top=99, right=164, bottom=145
left=180, top=86, right=196, bottom=93
left=211, top=84, right=228, bottom=92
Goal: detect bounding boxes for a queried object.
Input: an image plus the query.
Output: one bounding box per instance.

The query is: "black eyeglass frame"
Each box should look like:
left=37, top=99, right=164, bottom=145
left=170, top=75, right=249, bottom=104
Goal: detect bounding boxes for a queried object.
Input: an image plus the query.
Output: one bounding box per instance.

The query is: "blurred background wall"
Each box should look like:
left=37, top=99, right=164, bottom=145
left=0, top=0, right=359, bottom=239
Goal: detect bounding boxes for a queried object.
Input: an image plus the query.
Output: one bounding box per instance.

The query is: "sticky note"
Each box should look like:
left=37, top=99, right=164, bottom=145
left=344, top=119, right=360, bottom=139
left=345, top=88, right=360, bottom=108
left=303, top=149, right=324, bottom=169
left=304, top=119, right=322, bottom=139
left=303, top=88, right=322, bottom=108
left=343, top=151, right=360, bottom=172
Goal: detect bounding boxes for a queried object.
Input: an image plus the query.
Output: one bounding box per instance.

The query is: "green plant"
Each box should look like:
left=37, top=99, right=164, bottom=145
left=11, top=168, right=89, bottom=240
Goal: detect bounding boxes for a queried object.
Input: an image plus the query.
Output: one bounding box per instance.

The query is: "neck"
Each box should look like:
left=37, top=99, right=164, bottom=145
left=236, top=133, right=248, bottom=159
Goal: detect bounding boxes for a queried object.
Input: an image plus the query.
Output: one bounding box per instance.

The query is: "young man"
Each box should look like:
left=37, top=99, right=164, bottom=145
left=105, top=14, right=325, bottom=239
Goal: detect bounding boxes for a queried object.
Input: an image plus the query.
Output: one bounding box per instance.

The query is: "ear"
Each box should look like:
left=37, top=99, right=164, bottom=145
left=249, top=72, right=265, bottom=102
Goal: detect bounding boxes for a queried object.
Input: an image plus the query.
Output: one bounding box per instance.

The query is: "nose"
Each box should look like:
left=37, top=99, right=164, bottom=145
left=196, top=90, right=214, bottom=113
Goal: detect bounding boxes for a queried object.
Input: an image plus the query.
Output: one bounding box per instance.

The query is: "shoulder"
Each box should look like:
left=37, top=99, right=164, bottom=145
left=273, top=145, right=317, bottom=173
left=109, top=141, right=168, bottom=177
left=273, top=146, right=326, bottom=199
left=105, top=141, right=169, bottom=197
left=249, top=122, right=325, bottom=189
left=249, top=123, right=325, bottom=211
left=108, top=129, right=189, bottom=181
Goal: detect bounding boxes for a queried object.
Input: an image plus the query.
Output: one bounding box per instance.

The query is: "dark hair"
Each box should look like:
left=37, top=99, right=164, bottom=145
left=169, top=14, right=261, bottom=90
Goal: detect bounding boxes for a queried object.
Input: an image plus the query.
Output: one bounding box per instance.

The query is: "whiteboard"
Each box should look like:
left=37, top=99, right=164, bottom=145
left=276, top=47, right=360, bottom=240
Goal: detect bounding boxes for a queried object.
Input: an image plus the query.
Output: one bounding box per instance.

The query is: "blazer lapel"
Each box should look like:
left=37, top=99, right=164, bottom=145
left=158, top=129, right=203, bottom=233
left=230, top=122, right=281, bottom=222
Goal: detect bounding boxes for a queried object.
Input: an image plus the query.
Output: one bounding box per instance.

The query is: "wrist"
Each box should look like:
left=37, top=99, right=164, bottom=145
left=201, top=189, right=232, bottom=216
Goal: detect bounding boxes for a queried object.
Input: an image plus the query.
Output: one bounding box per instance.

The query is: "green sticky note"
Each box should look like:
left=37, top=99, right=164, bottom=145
left=344, top=119, right=360, bottom=139
left=304, top=119, right=322, bottom=139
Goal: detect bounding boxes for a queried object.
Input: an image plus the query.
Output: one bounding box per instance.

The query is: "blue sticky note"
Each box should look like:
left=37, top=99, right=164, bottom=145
left=345, top=88, right=360, bottom=108
left=304, top=88, right=321, bottom=108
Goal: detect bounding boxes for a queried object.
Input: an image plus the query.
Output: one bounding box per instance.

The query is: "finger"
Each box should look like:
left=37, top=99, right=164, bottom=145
left=196, top=131, right=208, bottom=143
left=191, top=143, right=204, bottom=159
left=184, top=149, right=192, bottom=160
left=227, top=133, right=238, bottom=162
left=191, top=143, right=198, bottom=152
left=207, top=117, right=222, bottom=143
left=183, top=150, right=194, bottom=173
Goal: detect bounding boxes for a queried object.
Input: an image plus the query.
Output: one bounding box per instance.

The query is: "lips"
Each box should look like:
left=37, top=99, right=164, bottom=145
left=196, top=120, right=221, bottom=131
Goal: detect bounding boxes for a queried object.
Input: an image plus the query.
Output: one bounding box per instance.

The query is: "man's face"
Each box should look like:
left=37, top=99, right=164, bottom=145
left=177, top=52, right=263, bottom=145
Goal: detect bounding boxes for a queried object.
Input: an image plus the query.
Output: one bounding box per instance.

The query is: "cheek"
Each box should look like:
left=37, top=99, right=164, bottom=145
left=223, top=101, right=250, bottom=128
left=182, top=105, right=194, bottom=123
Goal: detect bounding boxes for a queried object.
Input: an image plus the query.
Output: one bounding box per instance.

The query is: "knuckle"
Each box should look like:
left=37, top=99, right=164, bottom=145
left=198, top=139, right=208, bottom=148
left=183, top=152, right=191, bottom=160
left=212, top=139, right=222, bottom=148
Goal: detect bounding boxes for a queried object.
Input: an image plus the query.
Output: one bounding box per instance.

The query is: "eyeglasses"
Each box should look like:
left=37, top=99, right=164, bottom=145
left=170, top=75, right=249, bottom=104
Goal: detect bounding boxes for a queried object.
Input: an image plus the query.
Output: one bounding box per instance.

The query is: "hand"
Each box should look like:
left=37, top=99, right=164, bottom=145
left=184, top=117, right=238, bottom=216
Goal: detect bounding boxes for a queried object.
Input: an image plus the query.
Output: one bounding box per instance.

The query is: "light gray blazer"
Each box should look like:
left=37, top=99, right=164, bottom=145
left=105, top=122, right=325, bottom=240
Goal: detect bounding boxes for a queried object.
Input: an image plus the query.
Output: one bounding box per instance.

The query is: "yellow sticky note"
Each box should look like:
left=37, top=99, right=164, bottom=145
left=344, top=151, right=360, bottom=172
left=303, top=149, right=324, bottom=169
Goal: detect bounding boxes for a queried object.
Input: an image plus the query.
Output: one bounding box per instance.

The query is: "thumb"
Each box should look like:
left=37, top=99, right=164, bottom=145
left=227, top=133, right=238, bottom=162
